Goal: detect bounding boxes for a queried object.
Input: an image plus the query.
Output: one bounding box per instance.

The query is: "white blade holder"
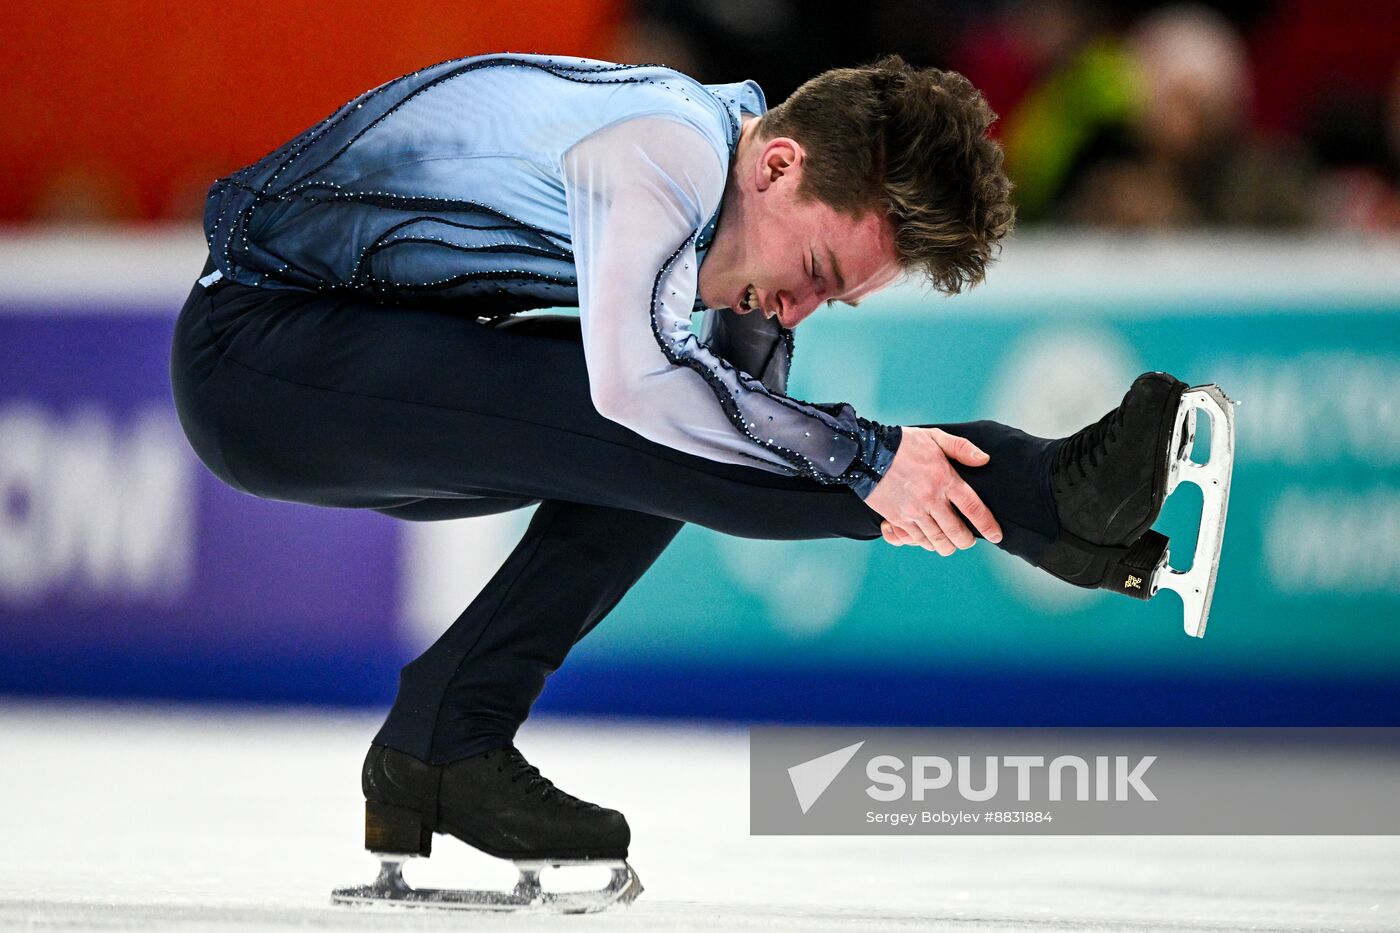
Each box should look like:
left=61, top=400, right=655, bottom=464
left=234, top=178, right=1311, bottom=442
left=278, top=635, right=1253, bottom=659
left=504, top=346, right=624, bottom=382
left=1150, top=385, right=1237, bottom=638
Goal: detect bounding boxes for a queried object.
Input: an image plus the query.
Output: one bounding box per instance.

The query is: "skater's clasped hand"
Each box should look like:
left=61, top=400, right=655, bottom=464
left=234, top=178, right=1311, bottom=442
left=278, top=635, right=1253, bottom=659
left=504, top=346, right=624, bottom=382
left=865, top=427, right=1003, bottom=556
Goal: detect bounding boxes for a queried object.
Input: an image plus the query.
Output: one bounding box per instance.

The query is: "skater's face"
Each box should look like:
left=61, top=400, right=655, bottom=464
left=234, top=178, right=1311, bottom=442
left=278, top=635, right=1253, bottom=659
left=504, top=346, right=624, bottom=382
left=698, top=124, right=902, bottom=330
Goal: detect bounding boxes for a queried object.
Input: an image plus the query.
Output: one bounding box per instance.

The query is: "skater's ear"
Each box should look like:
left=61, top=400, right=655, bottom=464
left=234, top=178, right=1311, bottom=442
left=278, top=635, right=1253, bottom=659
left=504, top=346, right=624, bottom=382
left=754, top=136, right=804, bottom=193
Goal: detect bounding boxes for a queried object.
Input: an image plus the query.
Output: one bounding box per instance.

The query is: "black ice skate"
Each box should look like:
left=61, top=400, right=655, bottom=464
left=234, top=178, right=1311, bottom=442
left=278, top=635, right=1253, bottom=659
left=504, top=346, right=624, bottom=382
left=331, top=744, right=642, bottom=913
left=1039, top=371, right=1236, bottom=637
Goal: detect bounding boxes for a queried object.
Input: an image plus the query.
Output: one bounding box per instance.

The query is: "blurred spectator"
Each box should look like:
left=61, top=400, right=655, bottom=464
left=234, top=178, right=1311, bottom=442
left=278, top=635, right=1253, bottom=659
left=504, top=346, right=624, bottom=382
left=956, top=0, right=1143, bottom=223
left=1063, top=4, right=1317, bottom=228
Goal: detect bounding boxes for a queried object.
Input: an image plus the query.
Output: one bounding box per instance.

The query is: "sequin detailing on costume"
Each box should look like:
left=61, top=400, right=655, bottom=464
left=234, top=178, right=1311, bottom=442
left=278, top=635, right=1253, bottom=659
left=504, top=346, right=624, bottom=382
left=647, top=234, right=900, bottom=491
left=204, top=53, right=757, bottom=311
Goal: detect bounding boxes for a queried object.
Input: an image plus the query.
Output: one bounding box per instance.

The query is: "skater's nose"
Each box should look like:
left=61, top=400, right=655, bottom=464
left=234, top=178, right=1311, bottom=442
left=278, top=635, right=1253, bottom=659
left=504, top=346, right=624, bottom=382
left=776, top=287, right=823, bottom=330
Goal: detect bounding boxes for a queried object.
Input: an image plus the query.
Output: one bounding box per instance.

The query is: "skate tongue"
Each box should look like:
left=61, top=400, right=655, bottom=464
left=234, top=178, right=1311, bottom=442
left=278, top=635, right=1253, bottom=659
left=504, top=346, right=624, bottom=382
left=1054, top=408, right=1120, bottom=483
left=499, top=747, right=588, bottom=808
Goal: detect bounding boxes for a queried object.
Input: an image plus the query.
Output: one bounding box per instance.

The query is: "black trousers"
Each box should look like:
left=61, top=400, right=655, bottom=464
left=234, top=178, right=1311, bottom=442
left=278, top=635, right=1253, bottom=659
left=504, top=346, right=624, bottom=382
left=170, top=259, right=1060, bottom=763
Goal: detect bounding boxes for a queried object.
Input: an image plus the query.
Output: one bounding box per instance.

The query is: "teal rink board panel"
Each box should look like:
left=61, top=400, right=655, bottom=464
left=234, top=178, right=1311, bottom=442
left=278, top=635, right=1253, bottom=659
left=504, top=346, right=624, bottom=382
left=552, top=297, right=1400, bottom=699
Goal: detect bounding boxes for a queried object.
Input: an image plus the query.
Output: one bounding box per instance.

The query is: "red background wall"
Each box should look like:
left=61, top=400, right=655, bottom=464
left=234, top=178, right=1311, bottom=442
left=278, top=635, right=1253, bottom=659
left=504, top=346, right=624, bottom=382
left=0, top=1, right=623, bottom=221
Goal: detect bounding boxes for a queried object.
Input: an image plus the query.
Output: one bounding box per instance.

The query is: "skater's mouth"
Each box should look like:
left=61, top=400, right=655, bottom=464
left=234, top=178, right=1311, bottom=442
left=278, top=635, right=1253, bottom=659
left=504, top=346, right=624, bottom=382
left=734, top=284, right=774, bottom=321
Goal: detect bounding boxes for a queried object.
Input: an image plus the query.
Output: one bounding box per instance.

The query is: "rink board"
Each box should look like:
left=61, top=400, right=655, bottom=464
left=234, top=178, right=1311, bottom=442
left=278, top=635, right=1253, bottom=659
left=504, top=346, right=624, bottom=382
left=1, top=232, right=1397, bottom=722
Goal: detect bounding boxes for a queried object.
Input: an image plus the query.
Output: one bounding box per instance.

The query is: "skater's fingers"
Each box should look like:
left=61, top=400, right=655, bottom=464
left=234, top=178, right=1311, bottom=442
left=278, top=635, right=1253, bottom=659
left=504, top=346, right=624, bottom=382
left=931, top=429, right=991, bottom=467
left=931, top=502, right=976, bottom=550
left=885, top=522, right=918, bottom=547
left=913, top=515, right=955, bottom=557
left=949, top=482, right=1003, bottom=544
left=880, top=521, right=908, bottom=546
left=903, top=517, right=936, bottom=551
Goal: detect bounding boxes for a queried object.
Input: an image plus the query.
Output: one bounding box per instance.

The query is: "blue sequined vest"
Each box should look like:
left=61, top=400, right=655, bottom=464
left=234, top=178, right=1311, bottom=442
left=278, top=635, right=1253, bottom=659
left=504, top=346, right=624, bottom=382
left=203, top=53, right=765, bottom=316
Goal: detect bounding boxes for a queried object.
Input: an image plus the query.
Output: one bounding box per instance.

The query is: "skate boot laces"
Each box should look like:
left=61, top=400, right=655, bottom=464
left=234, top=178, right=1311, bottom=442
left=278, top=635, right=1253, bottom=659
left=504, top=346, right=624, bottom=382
left=1054, top=407, right=1124, bottom=485
left=491, top=746, right=598, bottom=810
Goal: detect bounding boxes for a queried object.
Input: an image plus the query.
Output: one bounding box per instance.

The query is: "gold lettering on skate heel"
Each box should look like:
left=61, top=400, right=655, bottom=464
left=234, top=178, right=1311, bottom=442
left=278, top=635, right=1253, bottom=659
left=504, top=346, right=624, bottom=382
left=1125, top=574, right=1142, bottom=589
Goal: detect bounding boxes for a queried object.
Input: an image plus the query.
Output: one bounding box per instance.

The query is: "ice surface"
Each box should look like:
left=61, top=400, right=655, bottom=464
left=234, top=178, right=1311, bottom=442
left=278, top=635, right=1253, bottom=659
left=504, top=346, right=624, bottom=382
left=0, top=702, right=1395, bottom=932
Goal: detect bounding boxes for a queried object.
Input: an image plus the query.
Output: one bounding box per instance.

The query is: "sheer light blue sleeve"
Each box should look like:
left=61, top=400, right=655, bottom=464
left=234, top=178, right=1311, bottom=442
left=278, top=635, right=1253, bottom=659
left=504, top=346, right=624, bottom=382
left=562, top=117, right=900, bottom=497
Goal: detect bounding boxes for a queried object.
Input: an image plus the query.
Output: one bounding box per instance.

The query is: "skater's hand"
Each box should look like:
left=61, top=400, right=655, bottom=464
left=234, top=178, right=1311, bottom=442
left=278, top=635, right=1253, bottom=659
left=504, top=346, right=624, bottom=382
left=865, top=427, right=1003, bottom=556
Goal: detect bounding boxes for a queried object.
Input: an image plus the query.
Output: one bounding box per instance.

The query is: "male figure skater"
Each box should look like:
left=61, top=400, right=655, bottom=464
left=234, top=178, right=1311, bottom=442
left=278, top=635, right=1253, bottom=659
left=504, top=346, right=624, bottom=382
left=171, top=52, right=1231, bottom=908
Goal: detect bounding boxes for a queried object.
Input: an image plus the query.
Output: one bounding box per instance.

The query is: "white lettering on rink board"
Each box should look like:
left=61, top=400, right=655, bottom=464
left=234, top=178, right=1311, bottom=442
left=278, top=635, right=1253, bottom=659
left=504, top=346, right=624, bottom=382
left=0, top=402, right=194, bottom=606
left=1265, top=487, right=1400, bottom=595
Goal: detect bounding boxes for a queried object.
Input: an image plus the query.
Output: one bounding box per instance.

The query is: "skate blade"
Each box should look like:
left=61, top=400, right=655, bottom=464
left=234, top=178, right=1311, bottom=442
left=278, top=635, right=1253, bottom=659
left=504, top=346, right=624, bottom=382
left=330, top=854, right=642, bottom=914
left=1150, top=385, right=1236, bottom=638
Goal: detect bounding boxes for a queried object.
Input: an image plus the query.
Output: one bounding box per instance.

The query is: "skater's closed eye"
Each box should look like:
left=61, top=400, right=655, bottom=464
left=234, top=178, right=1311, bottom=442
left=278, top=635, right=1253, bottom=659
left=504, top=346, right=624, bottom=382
left=826, top=247, right=846, bottom=294
left=813, top=247, right=857, bottom=309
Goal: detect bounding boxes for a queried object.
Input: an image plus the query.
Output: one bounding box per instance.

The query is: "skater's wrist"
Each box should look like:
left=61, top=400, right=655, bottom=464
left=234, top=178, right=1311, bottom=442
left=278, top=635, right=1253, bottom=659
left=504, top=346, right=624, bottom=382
left=844, top=421, right=902, bottom=499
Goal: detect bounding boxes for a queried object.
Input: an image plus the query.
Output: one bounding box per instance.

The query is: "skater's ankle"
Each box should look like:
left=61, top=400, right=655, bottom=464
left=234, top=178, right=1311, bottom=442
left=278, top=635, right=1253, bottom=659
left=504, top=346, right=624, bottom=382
left=428, top=738, right=515, bottom=765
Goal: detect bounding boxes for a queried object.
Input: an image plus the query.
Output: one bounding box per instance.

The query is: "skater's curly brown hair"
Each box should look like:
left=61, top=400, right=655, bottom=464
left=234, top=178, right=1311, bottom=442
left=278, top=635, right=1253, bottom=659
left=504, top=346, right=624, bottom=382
left=758, top=55, right=1015, bottom=295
